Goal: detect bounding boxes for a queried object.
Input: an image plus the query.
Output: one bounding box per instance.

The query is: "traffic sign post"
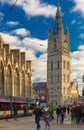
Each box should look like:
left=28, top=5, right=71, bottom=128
left=40, top=100, right=47, bottom=106
left=40, top=95, right=46, bottom=100
left=40, top=95, right=47, bottom=106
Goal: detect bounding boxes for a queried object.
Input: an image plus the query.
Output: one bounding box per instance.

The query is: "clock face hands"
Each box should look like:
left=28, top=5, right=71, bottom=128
left=64, top=42, right=68, bottom=49
left=51, top=39, right=69, bottom=55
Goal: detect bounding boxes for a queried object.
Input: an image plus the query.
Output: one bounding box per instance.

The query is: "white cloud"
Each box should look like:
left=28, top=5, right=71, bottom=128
left=22, top=37, right=47, bottom=53
left=71, top=46, right=84, bottom=95
left=32, top=53, right=47, bottom=82
left=78, top=44, right=84, bottom=50
left=0, top=32, right=21, bottom=46
left=0, top=12, right=4, bottom=22
left=7, top=21, right=19, bottom=26
left=71, top=20, right=76, bottom=24
left=0, top=0, right=56, bottom=18
left=72, top=0, right=84, bottom=15
left=11, top=28, right=30, bottom=37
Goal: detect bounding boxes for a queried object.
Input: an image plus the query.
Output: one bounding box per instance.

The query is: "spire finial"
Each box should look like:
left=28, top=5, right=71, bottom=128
left=57, top=0, right=60, bottom=8
left=56, top=0, right=61, bottom=17
left=54, top=1, right=63, bottom=34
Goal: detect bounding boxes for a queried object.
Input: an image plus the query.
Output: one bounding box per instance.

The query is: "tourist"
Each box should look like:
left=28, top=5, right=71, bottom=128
left=33, top=104, right=42, bottom=130
left=42, top=105, right=53, bottom=130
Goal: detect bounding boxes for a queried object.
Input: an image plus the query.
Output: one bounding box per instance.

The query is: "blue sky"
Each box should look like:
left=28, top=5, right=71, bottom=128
left=0, top=0, right=84, bottom=95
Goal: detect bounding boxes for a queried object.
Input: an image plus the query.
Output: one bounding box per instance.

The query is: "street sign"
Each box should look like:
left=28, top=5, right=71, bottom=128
left=40, top=100, right=47, bottom=106
left=40, top=95, right=46, bottom=100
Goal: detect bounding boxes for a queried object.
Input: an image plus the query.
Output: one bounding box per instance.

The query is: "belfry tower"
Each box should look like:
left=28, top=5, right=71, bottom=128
left=47, top=2, right=70, bottom=106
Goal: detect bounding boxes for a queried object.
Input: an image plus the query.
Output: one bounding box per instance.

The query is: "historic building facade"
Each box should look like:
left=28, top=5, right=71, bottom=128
left=47, top=3, right=71, bottom=106
left=33, top=82, right=48, bottom=99
left=69, top=82, right=79, bottom=104
left=0, top=35, right=32, bottom=98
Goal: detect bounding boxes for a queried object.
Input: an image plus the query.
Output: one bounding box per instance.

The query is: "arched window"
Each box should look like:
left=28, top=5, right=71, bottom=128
left=21, top=71, right=25, bottom=97
left=63, top=74, right=65, bottom=82
left=67, top=62, right=70, bottom=69
left=63, top=60, right=66, bottom=69
left=14, top=68, right=20, bottom=96
left=6, top=65, right=12, bottom=96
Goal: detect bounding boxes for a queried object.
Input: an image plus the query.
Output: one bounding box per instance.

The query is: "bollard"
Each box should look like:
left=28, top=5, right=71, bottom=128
left=3, top=110, right=6, bottom=119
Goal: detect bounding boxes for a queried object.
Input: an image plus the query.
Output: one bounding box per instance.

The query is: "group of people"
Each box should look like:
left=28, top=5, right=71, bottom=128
left=56, top=105, right=66, bottom=124
left=71, top=103, right=84, bottom=124
left=56, top=103, right=84, bottom=124
left=33, top=103, right=84, bottom=130
left=33, top=104, right=53, bottom=130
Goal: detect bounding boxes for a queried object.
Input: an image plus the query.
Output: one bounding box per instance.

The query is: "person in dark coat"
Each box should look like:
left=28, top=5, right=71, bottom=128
left=42, top=105, right=53, bottom=130
left=33, top=104, right=42, bottom=130
left=75, top=104, right=81, bottom=124
left=61, top=106, right=66, bottom=123
left=80, top=103, right=84, bottom=123
left=56, top=105, right=62, bottom=123
left=70, top=105, right=76, bottom=123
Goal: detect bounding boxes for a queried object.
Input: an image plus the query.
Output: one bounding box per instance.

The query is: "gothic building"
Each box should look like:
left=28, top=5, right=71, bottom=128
left=47, top=3, right=71, bottom=105
left=69, top=82, right=79, bottom=104
left=0, top=35, right=32, bottom=98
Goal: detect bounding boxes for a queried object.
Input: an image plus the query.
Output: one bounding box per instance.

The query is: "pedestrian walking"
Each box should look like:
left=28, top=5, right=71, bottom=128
left=42, top=105, right=53, bottom=130
left=33, top=104, right=42, bottom=130
left=70, top=105, right=76, bottom=123
left=75, top=104, right=81, bottom=124
left=80, top=103, right=84, bottom=123
left=56, top=105, right=62, bottom=123
left=61, top=106, right=66, bottom=123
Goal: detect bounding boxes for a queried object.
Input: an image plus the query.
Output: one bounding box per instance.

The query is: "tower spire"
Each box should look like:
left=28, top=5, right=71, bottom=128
left=56, top=1, right=61, bottom=17
left=54, top=1, right=63, bottom=34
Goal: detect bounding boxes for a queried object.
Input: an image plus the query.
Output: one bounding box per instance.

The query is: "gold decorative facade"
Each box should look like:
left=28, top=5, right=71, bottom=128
left=0, top=35, right=32, bottom=98
left=68, top=82, right=79, bottom=104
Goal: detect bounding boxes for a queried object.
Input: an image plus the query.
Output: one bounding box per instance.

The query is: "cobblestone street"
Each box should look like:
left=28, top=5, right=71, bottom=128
left=0, top=114, right=84, bottom=130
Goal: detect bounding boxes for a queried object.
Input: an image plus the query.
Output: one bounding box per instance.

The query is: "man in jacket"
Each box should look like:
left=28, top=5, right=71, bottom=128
left=33, top=104, right=42, bottom=130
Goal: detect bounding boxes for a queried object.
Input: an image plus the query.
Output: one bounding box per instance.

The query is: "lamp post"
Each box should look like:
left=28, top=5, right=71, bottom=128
left=10, top=96, right=12, bottom=117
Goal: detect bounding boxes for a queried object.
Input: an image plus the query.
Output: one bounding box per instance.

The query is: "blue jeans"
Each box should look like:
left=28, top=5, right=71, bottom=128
left=57, top=114, right=61, bottom=123
left=35, top=116, right=40, bottom=129
left=76, top=115, right=80, bottom=123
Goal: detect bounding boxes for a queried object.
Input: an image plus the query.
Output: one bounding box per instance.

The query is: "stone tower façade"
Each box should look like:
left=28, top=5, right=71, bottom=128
left=0, top=35, right=32, bottom=98
left=47, top=3, right=71, bottom=106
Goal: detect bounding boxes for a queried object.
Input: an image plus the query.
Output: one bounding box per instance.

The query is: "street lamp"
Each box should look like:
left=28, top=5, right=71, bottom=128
left=9, top=96, right=12, bottom=117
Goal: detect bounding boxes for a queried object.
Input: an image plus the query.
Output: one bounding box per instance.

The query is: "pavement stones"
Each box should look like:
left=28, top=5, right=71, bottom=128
left=0, top=115, right=83, bottom=130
